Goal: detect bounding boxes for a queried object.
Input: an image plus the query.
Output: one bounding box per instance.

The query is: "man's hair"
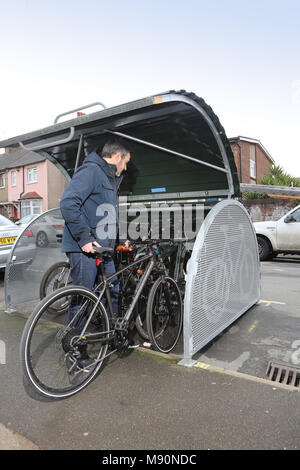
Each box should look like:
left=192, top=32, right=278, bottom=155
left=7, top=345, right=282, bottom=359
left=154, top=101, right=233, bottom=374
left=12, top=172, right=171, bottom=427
left=101, top=139, right=130, bottom=159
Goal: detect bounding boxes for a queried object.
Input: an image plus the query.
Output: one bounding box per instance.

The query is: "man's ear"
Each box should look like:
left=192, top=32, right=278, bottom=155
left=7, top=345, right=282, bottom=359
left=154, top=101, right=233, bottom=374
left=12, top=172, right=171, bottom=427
left=114, top=151, right=122, bottom=163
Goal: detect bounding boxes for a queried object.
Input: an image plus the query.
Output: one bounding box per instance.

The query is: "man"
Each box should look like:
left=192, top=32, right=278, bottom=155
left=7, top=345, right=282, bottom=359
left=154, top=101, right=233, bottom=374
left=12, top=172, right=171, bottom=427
left=60, top=139, right=130, bottom=365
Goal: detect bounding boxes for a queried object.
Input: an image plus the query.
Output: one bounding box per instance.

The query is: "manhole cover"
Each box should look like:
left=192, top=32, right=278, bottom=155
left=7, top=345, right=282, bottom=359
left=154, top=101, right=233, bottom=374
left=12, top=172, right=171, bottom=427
left=266, top=361, right=300, bottom=388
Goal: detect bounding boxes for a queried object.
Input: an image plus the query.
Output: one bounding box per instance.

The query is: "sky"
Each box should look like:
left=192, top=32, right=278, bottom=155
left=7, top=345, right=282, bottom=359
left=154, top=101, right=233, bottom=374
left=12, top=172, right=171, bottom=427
left=0, top=0, right=299, bottom=175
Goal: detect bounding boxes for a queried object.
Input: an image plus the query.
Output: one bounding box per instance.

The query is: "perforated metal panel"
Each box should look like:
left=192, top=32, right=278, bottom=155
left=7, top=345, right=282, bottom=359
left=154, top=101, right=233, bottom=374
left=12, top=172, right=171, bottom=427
left=180, top=200, right=260, bottom=367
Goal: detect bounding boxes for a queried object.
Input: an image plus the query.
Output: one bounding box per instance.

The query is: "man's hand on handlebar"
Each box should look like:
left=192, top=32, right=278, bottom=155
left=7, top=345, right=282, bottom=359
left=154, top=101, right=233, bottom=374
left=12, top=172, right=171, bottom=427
left=82, top=240, right=130, bottom=254
left=81, top=240, right=102, bottom=254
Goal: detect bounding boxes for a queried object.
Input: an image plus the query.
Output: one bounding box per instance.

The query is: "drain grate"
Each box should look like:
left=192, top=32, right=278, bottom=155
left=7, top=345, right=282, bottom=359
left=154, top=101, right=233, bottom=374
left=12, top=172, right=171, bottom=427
left=266, top=361, right=300, bottom=388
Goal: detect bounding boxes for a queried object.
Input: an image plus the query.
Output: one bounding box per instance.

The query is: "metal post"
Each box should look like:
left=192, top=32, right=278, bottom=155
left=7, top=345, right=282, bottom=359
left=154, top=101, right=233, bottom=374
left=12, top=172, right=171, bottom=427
left=105, top=130, right=229, bottom=174
left=74, top=134, right=84, bottom=173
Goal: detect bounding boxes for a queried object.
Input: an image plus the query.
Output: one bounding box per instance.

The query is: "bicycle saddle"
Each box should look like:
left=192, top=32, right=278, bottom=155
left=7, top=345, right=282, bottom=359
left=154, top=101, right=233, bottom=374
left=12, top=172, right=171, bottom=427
left=93, top=246, right=114, bottom=257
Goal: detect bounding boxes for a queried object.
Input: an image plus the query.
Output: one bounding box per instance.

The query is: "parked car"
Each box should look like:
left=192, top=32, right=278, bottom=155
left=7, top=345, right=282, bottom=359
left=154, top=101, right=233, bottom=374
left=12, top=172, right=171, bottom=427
left=253, top=205, right=300, bottom=261
left=15, top=214, right=38, bottom=228
left=21, top=213, right=65, bottom=247
left=0, top=214, right=36, bottom=269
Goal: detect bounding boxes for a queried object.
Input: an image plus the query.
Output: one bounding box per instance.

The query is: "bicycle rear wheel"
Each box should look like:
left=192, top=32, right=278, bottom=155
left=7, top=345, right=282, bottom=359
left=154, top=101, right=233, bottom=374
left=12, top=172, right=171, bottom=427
left=20, top=285, right=110, bottom=399
left=146, top=277, right=182, bottom=353
left=39, top=262, right=71, bottom=314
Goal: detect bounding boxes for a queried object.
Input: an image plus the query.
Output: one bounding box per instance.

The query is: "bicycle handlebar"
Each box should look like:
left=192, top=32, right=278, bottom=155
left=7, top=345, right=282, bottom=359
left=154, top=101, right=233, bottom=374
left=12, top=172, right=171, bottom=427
left=93, top=239, right=194, bottom=258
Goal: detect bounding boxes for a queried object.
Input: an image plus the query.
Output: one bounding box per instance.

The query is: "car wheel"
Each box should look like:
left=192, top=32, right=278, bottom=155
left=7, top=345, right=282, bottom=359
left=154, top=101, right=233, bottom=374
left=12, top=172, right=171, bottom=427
left=257, top=236, right=272, bottom=261
left=36, top=231, right=49, bottom=248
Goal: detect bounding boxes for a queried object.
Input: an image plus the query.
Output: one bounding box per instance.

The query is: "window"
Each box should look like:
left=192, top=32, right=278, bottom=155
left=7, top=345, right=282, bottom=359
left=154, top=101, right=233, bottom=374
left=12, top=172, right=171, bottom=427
left=27, top=167, right=37, bottom=183
left=21, top=199, right=42, bottom=217
left=291, top=208, right=300, bottom=222
left=11, top=171, right=16, bottom=186
left=250, top=160, right=256, bottom=179
left=0, top=173, right=5, bottom=188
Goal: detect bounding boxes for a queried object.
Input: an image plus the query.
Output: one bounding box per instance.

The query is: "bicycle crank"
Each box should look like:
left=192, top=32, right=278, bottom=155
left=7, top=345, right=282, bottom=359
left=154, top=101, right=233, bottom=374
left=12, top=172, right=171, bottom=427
left=113, top=318, right=131, bottom=351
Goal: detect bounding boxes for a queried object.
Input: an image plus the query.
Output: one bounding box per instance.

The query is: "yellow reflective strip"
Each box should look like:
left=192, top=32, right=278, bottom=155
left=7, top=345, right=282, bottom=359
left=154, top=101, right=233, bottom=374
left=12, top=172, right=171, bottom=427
left=194, top=362, right=210, bottom=370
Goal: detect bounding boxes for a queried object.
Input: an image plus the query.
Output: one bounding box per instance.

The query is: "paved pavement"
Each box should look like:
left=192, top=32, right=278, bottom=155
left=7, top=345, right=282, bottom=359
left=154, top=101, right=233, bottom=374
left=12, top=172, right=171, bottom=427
left=0, top=310, right=300, bottom=451
left=0, top=258, right=300, bottom=450
left=0, top=423, right=39, bottom=450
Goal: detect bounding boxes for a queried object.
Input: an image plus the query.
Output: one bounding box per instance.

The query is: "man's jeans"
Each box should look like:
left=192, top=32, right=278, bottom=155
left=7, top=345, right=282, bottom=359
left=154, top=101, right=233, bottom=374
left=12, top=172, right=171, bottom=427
left=67, top=252, right=119, bottom=328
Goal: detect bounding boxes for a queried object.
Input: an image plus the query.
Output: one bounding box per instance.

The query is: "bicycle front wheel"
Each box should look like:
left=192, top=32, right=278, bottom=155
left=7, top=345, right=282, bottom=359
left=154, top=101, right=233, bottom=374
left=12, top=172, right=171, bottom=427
left=20, top=285, right=110, bottom=400
left=146, top=277, right=182, bottom=354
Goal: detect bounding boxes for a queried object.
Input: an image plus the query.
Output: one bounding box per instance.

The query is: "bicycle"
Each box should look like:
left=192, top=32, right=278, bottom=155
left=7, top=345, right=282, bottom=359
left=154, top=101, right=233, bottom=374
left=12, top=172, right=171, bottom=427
left=134, top=239, right=192, bottom=339
left=37, top=241, right=191, bottom=339
left=20, top=241, right=183, bottom=399
left=38, top=245, right=152, bottom=337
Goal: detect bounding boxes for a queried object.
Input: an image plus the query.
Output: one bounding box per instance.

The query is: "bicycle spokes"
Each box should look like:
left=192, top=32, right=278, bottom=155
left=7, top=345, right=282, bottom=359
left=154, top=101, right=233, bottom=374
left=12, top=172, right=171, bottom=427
left=23, top=289, right=110, bottom=397
left=147, top=277, right=183, bottom=354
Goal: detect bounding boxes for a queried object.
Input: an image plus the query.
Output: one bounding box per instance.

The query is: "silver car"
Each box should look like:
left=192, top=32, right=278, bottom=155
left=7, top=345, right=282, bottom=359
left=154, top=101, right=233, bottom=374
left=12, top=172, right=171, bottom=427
left=0, top=214, right=36, bottom=269
left=16, top=213, right=64, bottom=248
left=15, top=214, right=38, bottom=228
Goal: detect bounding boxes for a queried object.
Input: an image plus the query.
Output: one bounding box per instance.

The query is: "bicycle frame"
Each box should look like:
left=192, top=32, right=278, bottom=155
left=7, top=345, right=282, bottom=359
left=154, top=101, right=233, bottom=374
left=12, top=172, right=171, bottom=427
left=69, top=251, right=156, bottom=345
left=96, top=251, right=155, bottom=324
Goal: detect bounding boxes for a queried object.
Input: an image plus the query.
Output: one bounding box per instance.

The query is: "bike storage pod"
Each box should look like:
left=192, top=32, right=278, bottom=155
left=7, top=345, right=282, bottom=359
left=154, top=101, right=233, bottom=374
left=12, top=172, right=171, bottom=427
left=179, top=199, right=260, bottom=367
left=0, top=90, right=260, bottom=365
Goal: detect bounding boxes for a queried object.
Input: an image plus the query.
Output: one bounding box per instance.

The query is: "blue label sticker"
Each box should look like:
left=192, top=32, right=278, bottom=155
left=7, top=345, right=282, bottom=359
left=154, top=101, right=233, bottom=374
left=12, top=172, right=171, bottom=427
left=151, top=187, right=166, bottom=193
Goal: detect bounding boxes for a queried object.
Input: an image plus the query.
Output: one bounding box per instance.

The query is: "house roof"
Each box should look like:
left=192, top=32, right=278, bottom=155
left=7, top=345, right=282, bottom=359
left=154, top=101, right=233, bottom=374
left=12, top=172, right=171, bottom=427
left=19, top=191, right=42, bottom=200
left=0, top=149, right=45, bottom=171
left=229, top=135, right=275, bottom=164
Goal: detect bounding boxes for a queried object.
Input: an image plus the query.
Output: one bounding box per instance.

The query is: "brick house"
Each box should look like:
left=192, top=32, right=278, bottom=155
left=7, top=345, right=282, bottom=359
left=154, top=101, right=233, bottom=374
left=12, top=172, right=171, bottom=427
left=229, top=136, right=274, bottom=184
left=0, top=148, right=67, bottom=219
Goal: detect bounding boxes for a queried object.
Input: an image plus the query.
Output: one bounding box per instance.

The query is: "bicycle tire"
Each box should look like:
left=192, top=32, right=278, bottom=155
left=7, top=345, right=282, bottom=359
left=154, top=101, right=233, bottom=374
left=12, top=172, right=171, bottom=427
left=146, top=276, right=182, bottom=354
left=134, top=282, right=152, bottom=341
left=20, top=285, right=110, bottom=400
left=135, top=312, right=149, bottom=340
left=39, top=262, right=71, bottom=314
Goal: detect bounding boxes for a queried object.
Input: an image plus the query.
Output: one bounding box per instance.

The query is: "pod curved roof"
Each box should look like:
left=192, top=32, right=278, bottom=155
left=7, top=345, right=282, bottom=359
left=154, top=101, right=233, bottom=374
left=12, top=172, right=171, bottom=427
left=0, top=90, right=240, bottom=200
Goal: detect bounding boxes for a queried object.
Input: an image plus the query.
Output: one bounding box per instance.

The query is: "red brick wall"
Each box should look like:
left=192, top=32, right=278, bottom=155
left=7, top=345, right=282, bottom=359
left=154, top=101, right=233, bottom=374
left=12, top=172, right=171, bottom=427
left=241, top=198, right=299, bottom=222
left=255, top=145, right=272, bottom=182
left=230, top=141, right=272, bottom=184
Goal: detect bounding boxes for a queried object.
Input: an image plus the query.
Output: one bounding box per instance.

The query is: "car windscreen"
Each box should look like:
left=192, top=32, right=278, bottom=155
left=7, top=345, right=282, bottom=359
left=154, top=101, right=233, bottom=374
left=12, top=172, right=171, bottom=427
left=19, top=215, right=34, bottom=224
left=0, top=215, right=15, bottom=226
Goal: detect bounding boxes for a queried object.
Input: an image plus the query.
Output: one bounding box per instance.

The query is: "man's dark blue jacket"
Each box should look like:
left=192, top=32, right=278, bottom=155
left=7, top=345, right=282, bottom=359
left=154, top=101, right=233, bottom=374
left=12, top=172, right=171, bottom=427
left=60, top=151, right=123, bottom=253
